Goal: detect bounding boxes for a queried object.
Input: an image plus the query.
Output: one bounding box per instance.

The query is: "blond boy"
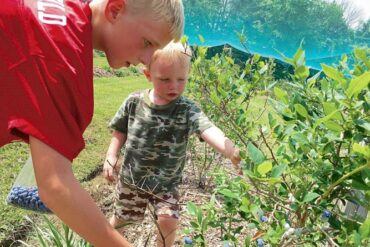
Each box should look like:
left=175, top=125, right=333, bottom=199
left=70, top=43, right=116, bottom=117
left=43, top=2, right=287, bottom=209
left=0, top=0, right=184, bottom=246
left=104, top=42, right=241, bottom=247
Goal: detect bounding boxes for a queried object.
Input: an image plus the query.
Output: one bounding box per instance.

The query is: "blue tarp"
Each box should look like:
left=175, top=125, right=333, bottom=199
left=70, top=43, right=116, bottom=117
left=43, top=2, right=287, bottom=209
left=183, top=0, right=369, bottom=69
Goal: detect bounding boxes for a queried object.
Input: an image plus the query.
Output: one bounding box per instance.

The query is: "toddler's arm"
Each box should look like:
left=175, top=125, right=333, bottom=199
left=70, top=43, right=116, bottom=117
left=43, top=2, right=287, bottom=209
left=103, top=130, right=127, bottom=182
left=30, top=136, right=132, bottom=247
left=200, top=126, right=242, bottom=173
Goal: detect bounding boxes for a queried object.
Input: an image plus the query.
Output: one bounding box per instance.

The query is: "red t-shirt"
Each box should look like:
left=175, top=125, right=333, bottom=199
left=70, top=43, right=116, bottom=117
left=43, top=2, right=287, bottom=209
left=0, top=0, right=93, bottom=161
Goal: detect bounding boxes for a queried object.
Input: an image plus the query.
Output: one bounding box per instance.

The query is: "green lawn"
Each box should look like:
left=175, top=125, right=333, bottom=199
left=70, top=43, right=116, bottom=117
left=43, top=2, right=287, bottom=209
left=0, top=75, right=149, bottom=243
left=93, top=56, right=110, bottom=69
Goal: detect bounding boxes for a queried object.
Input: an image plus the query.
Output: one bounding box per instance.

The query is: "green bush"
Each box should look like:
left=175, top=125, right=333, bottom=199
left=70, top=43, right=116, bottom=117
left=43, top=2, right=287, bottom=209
left=184, top=43, right=369, bottom=246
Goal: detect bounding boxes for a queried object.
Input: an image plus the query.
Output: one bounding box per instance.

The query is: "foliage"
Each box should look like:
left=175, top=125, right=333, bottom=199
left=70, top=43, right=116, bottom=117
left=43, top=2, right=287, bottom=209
left=185, top=41, right=370, bottom=246
left=19, top=216, right=92, bottom=247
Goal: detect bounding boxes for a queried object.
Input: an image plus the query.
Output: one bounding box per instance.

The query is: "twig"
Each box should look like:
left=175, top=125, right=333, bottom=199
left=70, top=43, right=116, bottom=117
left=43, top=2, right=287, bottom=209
left=322, top=161, right=370, bottom=199
left=147, top=206, right=166, bottom=247
left=319, top=227, right=339, bottom=247
left=123, top=181, right=187, bottom=206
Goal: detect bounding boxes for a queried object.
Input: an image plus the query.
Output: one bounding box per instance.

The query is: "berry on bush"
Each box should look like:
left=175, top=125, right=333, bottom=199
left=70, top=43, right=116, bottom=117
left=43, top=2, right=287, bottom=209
left=322, top=210, right=331, bottom=219
left=184, top=236, right=193, bottom=245
left=256, top=238, right=264, bottom=247
left=259, top=215, right=268, bottom=223
left=7, top=186, right=51, bottom=213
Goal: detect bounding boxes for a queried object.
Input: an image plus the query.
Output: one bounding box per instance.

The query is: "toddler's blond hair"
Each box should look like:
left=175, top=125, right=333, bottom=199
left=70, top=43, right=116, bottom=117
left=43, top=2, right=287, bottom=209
left=148, top=41, right=192, bottom=69
left=126, top=0, right=184, bottom=41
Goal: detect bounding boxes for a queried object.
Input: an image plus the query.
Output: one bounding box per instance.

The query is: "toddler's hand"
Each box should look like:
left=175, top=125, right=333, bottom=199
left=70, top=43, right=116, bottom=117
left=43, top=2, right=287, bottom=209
left=103, top=159, right=119, bottom=183
left=230, top=148, right=243, bottom=175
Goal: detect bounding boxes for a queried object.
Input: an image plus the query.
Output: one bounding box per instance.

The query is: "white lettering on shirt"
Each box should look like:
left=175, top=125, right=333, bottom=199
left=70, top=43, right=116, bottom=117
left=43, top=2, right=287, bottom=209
left=37, top=0, right=66, bottom=26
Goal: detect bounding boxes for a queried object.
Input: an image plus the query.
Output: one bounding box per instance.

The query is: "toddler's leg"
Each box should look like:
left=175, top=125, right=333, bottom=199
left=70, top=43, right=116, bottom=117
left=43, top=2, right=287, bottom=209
left=152, top=191, right=181, bottom=247
left=112, top=180, right=148, bottom=234
left=156, top=215, right=178, bottom=247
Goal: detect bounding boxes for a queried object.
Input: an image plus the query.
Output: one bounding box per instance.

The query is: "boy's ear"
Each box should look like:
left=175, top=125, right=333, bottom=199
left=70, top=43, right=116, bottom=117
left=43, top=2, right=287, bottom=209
left=105, top=0, right=126, bottom=23
left=143, top=68, right=151, bottom=80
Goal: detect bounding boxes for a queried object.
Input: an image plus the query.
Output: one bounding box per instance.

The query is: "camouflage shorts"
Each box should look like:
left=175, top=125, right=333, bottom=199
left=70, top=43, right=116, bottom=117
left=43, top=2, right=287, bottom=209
left=114, top=180, right=181, bottom=222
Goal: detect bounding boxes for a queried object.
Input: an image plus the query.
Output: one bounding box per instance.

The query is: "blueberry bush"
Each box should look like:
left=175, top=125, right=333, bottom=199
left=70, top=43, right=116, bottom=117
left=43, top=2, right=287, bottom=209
left=184, top=40, right=369, bottom=246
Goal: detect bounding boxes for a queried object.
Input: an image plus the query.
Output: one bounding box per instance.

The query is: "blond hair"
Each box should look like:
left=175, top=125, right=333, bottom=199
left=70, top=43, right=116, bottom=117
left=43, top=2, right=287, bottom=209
left=126, top=0, right=184, bottom=41
left=148, top=41, right=192, bottom=69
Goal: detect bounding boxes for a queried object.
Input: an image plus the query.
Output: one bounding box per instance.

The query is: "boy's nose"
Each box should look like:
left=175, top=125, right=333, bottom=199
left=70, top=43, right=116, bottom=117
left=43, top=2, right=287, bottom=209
left=140, top=50, right=154, bottom=66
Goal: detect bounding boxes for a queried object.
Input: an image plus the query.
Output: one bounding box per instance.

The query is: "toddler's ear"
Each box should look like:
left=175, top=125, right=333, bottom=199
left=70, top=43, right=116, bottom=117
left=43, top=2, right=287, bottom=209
left=143, top=68, right=151, bottom=80
left=105, top=0, right=126, bottom=23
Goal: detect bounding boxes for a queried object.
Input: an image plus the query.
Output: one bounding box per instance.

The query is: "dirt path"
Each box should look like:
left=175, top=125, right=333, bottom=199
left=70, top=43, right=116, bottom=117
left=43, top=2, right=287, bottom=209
left=83, top=153, right=244, bottom=247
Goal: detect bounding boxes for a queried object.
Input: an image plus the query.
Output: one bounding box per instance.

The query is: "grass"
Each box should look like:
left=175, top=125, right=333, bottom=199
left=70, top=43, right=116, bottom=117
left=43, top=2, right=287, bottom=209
left=0, top=75, right=149, bottom=244
left=93, top=56, right=110, bottom=69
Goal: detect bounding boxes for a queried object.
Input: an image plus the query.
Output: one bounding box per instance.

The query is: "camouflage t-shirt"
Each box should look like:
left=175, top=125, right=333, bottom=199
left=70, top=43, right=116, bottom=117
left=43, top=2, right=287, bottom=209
left=110, top=89, right=214, bottom=193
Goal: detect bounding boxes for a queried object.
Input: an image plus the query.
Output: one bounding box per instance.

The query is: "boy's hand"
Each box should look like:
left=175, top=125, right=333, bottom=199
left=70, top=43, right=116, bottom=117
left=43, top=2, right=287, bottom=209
left=103, top=159, right=119, bottom=183
left=230, top=148, right=243, bottom=175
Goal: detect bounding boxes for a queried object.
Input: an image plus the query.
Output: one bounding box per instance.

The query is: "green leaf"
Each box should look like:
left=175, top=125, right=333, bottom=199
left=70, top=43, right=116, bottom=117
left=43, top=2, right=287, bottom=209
left=355, top=119, right=370, bottom=132
left=346, top=72, right=370, bottom=97
left=321, top=64, right=346, bottom=86
left=292, top=132, right=309, bottom=144
left=268, top=113, right=277, bottom=128
left=247, top=143, right=265, bottom=165
left=274, top=87, right=288, bottom=104
left=303, top=192, right=320, bottom=202
left=354, top=231, right=362, bottom=245
left=323, top=102, right=342, bottom=120
left=354, top=47, right=370, bottom=69
left=187, top=202, right=197, bottom=216
left=257, top=161, right=272, bottom=175
left=197, top=209, right=203, bottom=225
left=294, top=104, right=309, bottom=118
left=353, top=143, right=370, bottom=158
left=45, top=217, right=63, bottom=246
left=190, top=221, right=199, bottom=228
left=359, top=216, right=370, bottom=239
left=201, top=217, right=208, bottom=232
left=271, top=164, right=287, bottom=178
left=181, top=35, right=188, bottom=45
left=36, top=230, right=48, bottom=247
left=293, top=48, right=306, bottom=67
left=267, top=177, right=282, bottom=185
left=307, top=71, right=321, bottom=88
left=259, top=64, right=268, bottom=74
left=362, top=169, right=370, bottom=186
left=351, top=179, right=370, bottom=190
left=210, top=90, right=220, bottom=105
left=354, top=47, right=367, bottom=61
left=241, top=197, right=250, bottom=207
left=314, top=110, right=341, bottom=129
left=323, top=120, right=343, bottom=132
left=198, top=34, right=204, bottom=43
left=295, top=65, right=310, bottom=80
left=218, top=189, right=239, bottom=199
left=253, top=54, right=261, bottom=62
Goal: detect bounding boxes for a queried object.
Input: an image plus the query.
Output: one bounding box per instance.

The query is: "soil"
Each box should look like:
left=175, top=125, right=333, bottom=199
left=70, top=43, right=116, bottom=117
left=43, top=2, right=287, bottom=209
left=83, top=153, right=249, bottom=247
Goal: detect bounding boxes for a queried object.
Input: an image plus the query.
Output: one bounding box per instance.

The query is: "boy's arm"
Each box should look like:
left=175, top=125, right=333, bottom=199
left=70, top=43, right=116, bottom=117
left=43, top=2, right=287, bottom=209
left=103, top=130, right=127, bottom=183
left=200, top=126, right=242, bottom=172
left=30, top=136, right=132, bottom=247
